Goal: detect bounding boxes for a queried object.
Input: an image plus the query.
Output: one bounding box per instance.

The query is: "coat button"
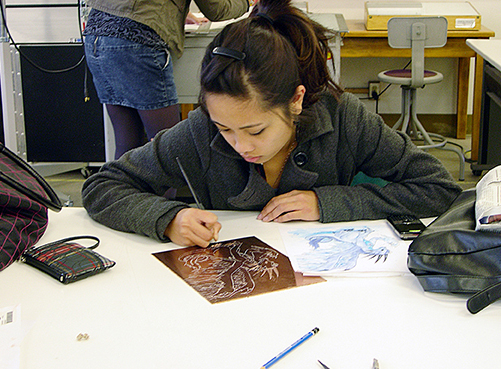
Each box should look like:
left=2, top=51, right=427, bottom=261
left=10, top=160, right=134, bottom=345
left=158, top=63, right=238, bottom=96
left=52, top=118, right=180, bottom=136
left=293, top=152, right=308, bottom=166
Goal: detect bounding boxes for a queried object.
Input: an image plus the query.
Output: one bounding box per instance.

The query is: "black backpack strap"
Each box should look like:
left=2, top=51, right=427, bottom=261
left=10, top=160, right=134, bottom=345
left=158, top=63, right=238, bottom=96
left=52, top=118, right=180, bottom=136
left=467, top=281, right=501, bottom=314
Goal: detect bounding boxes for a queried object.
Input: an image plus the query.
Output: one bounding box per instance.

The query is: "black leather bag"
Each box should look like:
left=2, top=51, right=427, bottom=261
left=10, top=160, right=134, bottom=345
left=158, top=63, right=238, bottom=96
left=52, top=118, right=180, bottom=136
left=408, top=189, right=501, bottom=314
left=0, top=143, right=62, bottom=271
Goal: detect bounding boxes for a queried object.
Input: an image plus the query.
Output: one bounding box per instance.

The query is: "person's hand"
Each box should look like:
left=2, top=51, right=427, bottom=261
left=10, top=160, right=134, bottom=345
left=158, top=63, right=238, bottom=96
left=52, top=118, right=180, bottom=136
left=257, top=190, right=320, bottom=223
left=185, top=12, right=209, bottom=25
left=165, top=208, right=221, bottom=247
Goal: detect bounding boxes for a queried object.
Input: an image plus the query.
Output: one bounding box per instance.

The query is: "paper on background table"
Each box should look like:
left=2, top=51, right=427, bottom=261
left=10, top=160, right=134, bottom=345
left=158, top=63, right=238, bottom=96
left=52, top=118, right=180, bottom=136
left=279, top=220, right=410, bottom=276
left=185, top=12, right=250, bottom=33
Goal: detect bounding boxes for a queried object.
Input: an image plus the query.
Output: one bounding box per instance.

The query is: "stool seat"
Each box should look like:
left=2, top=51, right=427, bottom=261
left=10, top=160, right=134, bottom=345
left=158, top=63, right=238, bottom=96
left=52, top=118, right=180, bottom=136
left=378, top=69, right=443, bottom=86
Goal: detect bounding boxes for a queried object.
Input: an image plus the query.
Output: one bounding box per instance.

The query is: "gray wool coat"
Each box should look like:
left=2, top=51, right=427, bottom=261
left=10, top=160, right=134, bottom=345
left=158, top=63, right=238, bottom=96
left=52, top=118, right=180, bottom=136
left=82, top=92, right=462, bottom=241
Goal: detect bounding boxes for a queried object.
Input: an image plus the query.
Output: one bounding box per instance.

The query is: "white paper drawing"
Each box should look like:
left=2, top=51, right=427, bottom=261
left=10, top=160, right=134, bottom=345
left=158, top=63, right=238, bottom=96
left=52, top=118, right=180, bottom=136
left=280, top=221, right=408, bottom=276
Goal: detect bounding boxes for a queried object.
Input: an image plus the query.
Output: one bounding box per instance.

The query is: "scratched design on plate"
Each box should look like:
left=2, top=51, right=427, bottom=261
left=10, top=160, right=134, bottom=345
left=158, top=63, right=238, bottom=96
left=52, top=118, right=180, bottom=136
left=153, top=236, right=297, bottom=303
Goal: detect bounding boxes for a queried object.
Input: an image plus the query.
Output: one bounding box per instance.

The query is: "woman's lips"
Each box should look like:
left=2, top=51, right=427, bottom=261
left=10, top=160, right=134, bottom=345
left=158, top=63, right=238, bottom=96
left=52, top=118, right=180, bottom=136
left=242, top=155, right=261, bottom=163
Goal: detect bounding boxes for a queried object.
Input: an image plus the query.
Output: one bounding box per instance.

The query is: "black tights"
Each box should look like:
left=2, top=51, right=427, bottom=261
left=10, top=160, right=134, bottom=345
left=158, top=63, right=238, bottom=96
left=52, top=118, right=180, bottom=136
left=106, top=104, right=180, bottom=159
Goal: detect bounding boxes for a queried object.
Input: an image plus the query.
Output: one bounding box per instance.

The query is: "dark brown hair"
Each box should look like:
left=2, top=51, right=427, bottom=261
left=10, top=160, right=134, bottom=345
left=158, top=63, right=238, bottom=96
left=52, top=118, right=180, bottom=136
left=199, top=0, right=343, bottom=122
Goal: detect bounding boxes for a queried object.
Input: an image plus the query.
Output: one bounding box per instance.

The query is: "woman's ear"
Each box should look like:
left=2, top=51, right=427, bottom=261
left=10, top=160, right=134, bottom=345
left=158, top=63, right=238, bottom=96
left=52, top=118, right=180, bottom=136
left=290, top=85, right=306, bottom=115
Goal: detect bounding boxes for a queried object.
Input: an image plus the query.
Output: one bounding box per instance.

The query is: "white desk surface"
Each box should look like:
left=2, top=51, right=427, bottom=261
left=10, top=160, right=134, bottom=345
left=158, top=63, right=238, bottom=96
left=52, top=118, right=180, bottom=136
left=2, top=208, right=501, bottom=369
left=466, top=39, right=501, bottom=72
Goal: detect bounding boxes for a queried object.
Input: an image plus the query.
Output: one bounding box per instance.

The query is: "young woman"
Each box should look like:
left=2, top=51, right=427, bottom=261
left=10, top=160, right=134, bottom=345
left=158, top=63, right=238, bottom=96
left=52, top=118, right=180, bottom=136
left=82, top=0, right=462, bottom=247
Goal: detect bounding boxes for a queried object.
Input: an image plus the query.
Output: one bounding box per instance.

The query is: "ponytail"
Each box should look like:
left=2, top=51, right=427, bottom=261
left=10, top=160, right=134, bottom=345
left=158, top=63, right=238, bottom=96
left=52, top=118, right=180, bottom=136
left=200, top=0, right=343, bottom=121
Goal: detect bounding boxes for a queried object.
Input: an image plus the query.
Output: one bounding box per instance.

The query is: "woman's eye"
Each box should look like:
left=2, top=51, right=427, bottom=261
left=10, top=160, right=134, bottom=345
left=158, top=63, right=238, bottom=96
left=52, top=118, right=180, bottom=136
left=250, top=129, right=264, bottom=136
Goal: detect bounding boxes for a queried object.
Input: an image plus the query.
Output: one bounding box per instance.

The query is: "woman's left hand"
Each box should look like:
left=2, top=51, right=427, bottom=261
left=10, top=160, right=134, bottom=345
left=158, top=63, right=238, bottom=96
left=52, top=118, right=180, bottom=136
left=257, top=190, right=320, bottom=223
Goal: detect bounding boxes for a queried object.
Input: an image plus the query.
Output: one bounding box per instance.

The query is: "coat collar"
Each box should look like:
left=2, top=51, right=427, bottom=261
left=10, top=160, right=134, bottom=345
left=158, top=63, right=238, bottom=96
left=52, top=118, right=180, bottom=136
left=296, top=94, right=336, bottom=143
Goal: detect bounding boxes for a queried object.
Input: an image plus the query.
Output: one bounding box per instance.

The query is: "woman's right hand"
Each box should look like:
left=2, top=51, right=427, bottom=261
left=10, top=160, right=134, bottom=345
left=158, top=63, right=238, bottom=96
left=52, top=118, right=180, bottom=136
left=185, top=11, right=209, bottom=25
left=165, top=208, right=221, bottom=247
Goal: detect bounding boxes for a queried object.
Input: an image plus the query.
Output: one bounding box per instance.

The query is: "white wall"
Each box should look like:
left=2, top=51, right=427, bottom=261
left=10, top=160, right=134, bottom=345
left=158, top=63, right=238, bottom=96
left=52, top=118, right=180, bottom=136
left=307, top=0, right=500, bottom=39
left=307, top=0, right=500, bottom=118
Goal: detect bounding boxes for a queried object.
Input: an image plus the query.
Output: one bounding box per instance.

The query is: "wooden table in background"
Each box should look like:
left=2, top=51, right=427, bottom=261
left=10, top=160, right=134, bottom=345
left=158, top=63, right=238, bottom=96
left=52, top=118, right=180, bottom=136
left=341, top=20, right=495, bottom=160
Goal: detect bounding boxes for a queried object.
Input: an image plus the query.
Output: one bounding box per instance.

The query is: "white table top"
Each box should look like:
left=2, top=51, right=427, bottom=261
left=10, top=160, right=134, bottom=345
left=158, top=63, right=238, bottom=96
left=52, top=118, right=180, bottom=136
left=2, top=208, right=501, bottom=369
left=466, top=39, right=501, bottom=72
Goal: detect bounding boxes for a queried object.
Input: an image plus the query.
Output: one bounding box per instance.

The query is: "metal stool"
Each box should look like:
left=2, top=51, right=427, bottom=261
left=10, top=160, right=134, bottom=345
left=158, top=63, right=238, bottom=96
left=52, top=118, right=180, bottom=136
left=378, top=17, right=465, bottom=181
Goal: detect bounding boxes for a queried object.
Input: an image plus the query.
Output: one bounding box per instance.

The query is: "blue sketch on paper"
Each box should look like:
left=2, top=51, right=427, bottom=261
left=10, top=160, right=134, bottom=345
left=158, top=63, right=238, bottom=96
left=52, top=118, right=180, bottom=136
left=288, top=226, right=396, bottom=272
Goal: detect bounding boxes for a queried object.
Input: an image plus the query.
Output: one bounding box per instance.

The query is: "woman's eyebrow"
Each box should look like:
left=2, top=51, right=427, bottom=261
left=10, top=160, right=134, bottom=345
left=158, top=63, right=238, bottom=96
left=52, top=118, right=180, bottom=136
left=213, top=121, right=265, bottom=130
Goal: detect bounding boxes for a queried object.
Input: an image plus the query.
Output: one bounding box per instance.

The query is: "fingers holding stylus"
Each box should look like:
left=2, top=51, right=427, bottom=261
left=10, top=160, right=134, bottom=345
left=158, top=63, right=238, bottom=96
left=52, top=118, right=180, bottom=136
left=165, top=208, right=221, bottom=247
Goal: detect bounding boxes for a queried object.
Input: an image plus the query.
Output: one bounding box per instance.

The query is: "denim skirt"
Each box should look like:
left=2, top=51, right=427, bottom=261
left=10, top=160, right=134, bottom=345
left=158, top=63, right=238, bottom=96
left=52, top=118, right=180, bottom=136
left=84, top=35, right=179, bottom=110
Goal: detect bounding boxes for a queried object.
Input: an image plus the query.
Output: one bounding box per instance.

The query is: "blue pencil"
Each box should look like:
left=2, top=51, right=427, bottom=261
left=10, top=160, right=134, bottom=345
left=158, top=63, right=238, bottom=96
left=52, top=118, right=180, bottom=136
left=261, top=327, right=320, bottom=369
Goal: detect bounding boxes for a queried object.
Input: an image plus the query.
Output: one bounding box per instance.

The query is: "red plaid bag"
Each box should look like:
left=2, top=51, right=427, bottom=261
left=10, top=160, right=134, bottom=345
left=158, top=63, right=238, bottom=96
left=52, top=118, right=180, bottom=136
left=0, top=143, right=62, bottom=271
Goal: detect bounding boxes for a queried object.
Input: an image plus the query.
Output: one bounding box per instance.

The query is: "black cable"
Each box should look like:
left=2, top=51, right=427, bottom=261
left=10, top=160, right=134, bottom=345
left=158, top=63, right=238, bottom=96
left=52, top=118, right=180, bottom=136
left=0, top=0, right=85, bottom=74
left=83, top=63, right=90, bottom=102
left=78, top=1, right=91, bottom=102
left=372, top=89, right=379, bottom=113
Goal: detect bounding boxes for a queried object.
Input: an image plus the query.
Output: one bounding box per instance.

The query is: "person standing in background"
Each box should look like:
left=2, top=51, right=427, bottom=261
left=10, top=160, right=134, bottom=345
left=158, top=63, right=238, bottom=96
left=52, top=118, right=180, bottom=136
left=83, top=0, right=252, bottom=159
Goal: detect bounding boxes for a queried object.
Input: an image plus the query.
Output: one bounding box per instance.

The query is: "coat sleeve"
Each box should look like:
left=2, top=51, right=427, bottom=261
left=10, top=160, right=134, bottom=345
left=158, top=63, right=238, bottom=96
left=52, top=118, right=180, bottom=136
left=194, top=0, right=249, bottom=22
left=81, top=114, right=211, bottom=241
left=314, top=93, right=462, bottom=222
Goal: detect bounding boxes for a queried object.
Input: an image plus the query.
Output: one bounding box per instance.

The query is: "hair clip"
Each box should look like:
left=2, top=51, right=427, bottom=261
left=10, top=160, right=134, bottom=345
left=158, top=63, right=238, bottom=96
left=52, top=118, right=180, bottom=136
left=212, top=47, right=246, bottom=61
left=256, top=12, right=274, bottom=25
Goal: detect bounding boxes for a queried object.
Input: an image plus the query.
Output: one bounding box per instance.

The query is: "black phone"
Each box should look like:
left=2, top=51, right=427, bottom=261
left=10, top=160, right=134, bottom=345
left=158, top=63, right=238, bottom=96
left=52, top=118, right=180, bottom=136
left=387, top=215, right=426, bottom=240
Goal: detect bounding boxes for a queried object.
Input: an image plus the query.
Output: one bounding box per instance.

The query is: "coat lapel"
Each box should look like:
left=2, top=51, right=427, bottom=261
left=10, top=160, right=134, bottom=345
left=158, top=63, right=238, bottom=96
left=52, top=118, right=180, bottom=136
left=227, top=166, right=275, bottom=209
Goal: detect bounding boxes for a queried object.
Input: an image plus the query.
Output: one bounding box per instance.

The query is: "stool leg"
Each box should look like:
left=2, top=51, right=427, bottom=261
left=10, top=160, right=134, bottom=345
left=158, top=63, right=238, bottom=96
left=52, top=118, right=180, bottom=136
left=392, top=87, right=406, bottom=130
left=395, top=87, right=412, bottom=134
left=436, top=142, right=466, bottom=181
left=409, top=89, right=439, bottom=147
left=409, top=89, right=465, bottom=181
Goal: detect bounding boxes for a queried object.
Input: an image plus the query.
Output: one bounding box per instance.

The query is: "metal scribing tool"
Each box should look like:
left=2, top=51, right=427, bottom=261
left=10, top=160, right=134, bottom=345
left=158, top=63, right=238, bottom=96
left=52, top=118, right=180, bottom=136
left=175, top=156, right=205, bottom=210
left=318, top=360, right=331, bottom=368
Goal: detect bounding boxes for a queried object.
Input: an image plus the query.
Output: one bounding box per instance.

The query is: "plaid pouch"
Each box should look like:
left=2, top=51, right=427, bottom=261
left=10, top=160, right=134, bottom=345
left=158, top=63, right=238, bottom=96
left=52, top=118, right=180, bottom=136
left=21, top=236, right=115, bottom=284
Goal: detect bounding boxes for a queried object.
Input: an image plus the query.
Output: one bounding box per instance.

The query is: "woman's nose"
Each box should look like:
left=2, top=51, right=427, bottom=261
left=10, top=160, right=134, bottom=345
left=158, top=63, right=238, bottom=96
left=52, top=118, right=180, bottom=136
left=234, top=137, right=253, bottom=154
